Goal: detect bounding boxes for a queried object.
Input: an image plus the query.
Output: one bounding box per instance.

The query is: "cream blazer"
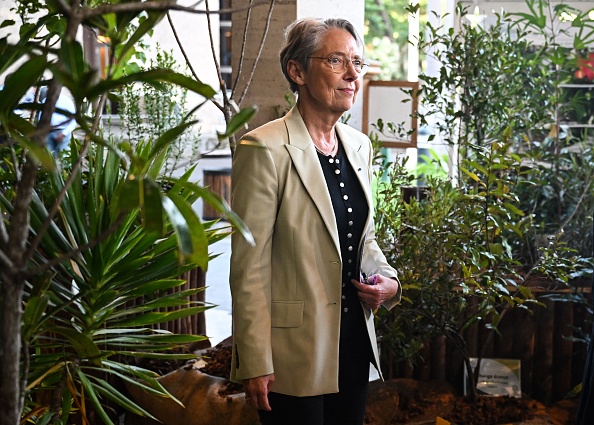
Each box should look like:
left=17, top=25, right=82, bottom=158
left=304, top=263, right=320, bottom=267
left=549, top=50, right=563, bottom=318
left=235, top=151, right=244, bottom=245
left=229, top=106, right=400, bottom=397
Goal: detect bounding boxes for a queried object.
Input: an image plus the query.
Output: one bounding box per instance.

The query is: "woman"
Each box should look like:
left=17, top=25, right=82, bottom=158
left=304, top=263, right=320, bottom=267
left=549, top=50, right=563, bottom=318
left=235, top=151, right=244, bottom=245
left=229, top=17, right=401, bottom=425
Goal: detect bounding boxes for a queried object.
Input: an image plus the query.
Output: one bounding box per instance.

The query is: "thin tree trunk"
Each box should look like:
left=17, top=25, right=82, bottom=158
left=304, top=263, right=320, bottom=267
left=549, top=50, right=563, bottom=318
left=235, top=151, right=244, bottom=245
left=0, top=278, right=26, bottom=425
left=374, top=0, right=395, bottom=40
left=0, top=16, right=73, bottom=423
left=0, top=148, right=39, bottom=425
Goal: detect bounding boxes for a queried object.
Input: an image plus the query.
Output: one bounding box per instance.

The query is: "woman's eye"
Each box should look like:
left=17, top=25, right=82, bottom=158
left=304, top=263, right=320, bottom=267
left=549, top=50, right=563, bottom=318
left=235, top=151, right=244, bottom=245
left=352, top=60, right=362, bottom=67
left=328, top=57, right=342, bottom=65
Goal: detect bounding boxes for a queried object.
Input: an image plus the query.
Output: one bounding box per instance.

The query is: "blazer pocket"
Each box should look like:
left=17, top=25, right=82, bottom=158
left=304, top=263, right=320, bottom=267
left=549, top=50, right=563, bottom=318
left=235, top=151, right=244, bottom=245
left=271, top=300, right=304, bottom=328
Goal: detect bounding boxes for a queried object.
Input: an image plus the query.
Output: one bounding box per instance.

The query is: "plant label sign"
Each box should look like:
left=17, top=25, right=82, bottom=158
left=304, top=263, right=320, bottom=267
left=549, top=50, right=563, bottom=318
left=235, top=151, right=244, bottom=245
left=464, top=358, right=521, bottom=398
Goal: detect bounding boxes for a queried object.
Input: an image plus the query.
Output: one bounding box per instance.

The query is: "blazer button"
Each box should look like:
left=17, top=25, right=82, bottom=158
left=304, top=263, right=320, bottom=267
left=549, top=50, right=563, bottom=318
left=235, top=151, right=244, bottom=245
left=343, top=307, right=349, bottom=313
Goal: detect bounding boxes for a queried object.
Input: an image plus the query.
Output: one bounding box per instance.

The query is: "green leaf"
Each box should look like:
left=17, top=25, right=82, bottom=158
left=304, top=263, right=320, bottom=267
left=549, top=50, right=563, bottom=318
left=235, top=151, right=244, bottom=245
left=98, top=361, right=178, bottom=400
left=164, top=179, right=254, bottom=246
left=76, top=371, right=115, bottom=425
left=7, top=113, right=55, bottom=169
left=60, top=39, right=87, bottom=82
left=0, top=55, right=47, bottom=115
left=123, top=279, right=188, bottom=299
left=19, top=22, right=36, bottom=39
left=149, top=119, right=199, bottom=161
left=46, top=15, right=67, bottom=35
left=502, top=202, right=525, bottom=216
left=86, top=375, right=159, bottom=418
left=141, top=178, right=165, bottom=235
left=86, top=69, right=217, bottom=102
left=115, top=177, right=164, bottom=234
left=22, top=294, right=49, bottom=338
left=102, top=333, right=207, bottom=345
left=217, top=106, right=258, bottom=141
left=460, top=167, right=480, bottom=183
left=117, top=178, right=141, bottom=212
left=0, top=20, right=15, bottom=29
left=165, top=192, right=209, bottom=269
left=114, top=307, right=207, bottom=327
left=119, top=11, right=165, bottom=69
left=51, top=328, right=103, bottom=365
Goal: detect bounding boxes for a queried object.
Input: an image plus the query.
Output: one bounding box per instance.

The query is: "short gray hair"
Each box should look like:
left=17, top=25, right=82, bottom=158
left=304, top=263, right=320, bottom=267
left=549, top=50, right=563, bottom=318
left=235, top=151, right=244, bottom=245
left=279, top=18, right=364, bottom=94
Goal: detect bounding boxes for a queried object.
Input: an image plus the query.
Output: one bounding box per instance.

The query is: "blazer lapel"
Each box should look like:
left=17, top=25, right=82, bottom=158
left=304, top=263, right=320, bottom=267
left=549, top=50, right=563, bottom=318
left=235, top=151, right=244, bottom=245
left=283, top=108, right=341, bottom=257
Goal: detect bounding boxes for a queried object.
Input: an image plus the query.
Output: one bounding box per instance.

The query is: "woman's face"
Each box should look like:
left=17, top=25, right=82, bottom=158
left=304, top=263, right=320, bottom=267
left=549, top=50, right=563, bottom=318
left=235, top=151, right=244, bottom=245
left=295, top=28, right=363, bottom=118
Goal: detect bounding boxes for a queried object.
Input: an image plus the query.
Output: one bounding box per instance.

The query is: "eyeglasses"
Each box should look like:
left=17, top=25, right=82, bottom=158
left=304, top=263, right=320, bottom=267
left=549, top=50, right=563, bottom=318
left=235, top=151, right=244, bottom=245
left=308, top=53, right=370, bottom=75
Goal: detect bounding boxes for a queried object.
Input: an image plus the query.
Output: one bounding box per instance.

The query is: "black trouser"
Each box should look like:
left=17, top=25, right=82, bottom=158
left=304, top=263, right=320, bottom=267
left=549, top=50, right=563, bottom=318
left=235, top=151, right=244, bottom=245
left=259, top=310, right=372, bottom=425
left=258, top=366, right=369, bottom=425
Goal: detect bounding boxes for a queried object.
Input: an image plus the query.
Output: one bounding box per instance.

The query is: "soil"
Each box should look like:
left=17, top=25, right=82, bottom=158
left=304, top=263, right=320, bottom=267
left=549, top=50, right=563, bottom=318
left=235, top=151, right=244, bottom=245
left=444, top=395, right=534, bottom=425
left=136, top=343, right=578, bottom=425
left=193, top=344, right=550, bottom=424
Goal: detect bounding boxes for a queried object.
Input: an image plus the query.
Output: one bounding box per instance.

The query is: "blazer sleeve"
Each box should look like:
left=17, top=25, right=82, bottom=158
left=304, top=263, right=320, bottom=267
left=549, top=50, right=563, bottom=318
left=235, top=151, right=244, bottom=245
left=229, top=135, right=278, bottom=381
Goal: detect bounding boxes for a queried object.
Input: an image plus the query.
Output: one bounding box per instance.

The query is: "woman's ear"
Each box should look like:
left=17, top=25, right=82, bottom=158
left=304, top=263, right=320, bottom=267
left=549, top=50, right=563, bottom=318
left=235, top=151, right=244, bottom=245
left=287, top=59, right=306, bottom=87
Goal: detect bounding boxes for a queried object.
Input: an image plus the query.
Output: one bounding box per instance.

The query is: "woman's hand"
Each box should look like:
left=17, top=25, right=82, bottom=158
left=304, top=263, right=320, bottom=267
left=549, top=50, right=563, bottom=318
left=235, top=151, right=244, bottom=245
left=352, top=274, right=399, bottom=311
left=244, top=373, right=275, bottom=411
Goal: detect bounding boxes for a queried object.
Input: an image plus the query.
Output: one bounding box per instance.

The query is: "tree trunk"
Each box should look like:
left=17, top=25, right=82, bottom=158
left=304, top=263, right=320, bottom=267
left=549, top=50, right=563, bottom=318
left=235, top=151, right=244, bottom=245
left=0, top=277, right=25, bottom=425
left=374, top=0, right=395, bottom=40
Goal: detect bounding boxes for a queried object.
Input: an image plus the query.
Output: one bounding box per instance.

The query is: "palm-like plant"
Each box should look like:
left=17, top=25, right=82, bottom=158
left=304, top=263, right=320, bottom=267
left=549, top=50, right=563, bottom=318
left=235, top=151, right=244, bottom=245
left=7, top=141, right=242, bottom=424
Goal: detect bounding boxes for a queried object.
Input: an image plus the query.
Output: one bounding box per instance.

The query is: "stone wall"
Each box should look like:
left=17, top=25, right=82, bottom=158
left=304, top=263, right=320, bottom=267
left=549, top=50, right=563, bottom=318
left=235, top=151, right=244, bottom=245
left=232, top=0, right=366, bottom=132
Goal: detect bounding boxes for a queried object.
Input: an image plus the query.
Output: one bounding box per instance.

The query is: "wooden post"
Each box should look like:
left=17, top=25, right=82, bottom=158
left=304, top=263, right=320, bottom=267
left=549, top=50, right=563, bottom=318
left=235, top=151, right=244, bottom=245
left=202, top=169, right=232, bottom=220
left=553, top=299, right=574, bottom=401
left=431, top=334, right=447, bottom=381
left=533, top=297, right=555, bottom=404
left=513, top=308, right=535, bottom=397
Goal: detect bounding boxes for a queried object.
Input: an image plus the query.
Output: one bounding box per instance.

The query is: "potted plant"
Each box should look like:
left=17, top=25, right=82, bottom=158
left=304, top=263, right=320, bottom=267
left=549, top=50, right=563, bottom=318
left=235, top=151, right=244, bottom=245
left=371, top=0, right=594, bottom=418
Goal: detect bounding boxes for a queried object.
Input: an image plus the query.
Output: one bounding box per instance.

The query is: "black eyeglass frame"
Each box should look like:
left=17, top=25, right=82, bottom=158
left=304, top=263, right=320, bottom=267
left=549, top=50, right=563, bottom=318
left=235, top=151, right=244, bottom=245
left=308, top=54, right=370, bottom=75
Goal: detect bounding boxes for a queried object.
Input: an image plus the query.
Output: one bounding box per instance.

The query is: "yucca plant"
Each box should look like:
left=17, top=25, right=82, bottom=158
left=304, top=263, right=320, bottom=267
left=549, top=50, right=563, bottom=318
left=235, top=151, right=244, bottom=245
left=2, top=126, right=252, bottom=424
left=16, top=144, right=213, bottom=423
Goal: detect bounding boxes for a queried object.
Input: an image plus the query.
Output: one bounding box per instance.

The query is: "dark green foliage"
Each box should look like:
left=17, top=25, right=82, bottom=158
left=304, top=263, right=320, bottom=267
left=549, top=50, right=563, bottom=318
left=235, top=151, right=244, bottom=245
left=373, top=0, right=594, bottom=402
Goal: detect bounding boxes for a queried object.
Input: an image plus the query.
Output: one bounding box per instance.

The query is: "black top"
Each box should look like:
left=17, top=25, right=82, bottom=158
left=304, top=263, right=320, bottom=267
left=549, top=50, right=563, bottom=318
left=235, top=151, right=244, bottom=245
left=317, top=139, right=369, bottom=342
